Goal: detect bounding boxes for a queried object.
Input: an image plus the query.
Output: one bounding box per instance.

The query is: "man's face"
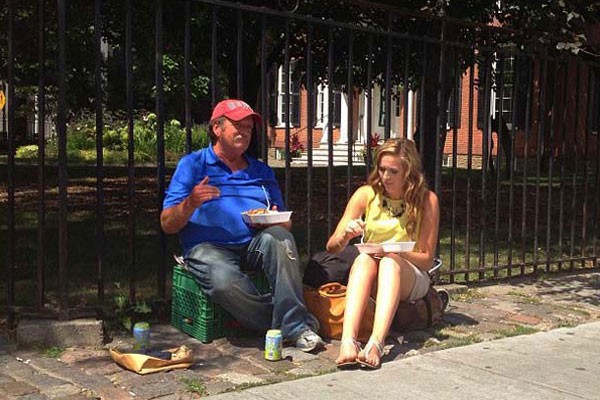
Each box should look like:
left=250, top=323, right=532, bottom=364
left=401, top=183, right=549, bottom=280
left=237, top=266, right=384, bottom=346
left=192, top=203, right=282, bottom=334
left=213, top=116, right=254, bottom=156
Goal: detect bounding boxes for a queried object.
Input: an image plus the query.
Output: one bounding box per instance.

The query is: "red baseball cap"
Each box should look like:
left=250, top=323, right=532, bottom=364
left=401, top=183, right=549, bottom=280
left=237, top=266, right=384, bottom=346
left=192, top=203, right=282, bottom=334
left=209, top=99, right=263, bottom=127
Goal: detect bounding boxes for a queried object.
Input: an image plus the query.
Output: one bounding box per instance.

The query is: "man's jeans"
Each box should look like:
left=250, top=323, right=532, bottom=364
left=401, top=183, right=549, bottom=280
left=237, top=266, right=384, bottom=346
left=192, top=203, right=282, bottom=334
left=184, top=226, right=319, bottom=340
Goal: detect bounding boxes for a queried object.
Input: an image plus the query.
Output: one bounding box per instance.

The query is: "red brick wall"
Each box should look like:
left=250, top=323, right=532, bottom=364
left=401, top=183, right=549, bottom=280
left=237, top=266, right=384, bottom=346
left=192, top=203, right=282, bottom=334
left=269, top=89, right=340, bottom=149
left=443, top=66, right=488, bottom=157
left=269, top=60, right=598, bottom=159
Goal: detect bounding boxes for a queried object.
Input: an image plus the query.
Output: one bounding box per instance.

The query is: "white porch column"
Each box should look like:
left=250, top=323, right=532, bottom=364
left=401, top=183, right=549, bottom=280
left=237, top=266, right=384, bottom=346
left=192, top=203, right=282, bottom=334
left=338, top=93, right=349, bottom=144
left=360, top=92, right=368, bottom=144
left=407, top=89, right=415, bottom=140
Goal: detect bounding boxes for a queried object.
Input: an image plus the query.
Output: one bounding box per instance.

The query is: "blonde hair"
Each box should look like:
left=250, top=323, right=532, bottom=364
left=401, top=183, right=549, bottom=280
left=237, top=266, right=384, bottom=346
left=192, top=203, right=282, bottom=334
left=367, top=138, right=428, bottom=239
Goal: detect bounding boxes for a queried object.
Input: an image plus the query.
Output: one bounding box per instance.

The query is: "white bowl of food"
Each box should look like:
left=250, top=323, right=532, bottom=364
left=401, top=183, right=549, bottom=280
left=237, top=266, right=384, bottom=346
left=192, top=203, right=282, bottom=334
left=241, top=209, right=293, bottom=225
left=354, top=243, right=383, bottom=254
left=381, top=241, right=416, bottom=253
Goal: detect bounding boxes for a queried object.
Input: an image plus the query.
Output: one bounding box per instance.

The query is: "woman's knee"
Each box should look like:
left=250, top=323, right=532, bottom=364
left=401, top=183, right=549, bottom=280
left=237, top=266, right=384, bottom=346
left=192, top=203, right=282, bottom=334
left=349, top=254, right=378, bottom=279
left=379, top=256, right=414, bottom=276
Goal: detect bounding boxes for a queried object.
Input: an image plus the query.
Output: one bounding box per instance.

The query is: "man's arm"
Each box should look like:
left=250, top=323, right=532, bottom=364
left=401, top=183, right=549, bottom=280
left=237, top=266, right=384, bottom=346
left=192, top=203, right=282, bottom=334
left=161, top=176, right=220, bottom=234
left=160, top=198, right=197, bottom=234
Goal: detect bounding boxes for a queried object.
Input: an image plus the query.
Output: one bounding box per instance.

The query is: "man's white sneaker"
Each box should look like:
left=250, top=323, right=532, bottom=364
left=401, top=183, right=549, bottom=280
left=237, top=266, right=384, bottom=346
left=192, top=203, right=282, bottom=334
left=293, top=329, right=325, bottom=352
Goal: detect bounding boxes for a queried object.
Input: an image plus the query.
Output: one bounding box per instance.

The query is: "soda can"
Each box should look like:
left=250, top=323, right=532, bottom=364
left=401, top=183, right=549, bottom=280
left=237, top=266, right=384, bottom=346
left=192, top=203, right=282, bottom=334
left=133, top=322, right=150, bottom=353
left=264, top=329, right=283, bottom=361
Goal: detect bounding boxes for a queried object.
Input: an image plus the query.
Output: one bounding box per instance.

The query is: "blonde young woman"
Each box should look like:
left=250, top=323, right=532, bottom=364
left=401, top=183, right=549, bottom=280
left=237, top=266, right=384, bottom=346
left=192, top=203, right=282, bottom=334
left=326, top=138, right=440, bottom=369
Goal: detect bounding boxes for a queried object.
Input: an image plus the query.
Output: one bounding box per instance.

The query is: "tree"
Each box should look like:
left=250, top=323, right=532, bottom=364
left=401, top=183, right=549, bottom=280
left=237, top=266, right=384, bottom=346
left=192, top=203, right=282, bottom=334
left=209, top=0, right=599, bottom=180
left=2, top=0, right=598, bottom=179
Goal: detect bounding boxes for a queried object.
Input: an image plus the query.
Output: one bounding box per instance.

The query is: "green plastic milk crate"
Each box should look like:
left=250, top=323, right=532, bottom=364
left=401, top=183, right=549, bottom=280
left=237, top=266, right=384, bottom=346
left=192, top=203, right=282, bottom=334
left=171, top=264, right=271, bottom=343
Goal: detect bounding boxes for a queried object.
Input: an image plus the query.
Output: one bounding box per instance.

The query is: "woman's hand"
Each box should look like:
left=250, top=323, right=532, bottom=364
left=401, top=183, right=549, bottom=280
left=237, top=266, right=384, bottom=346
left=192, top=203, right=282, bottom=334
left=326, top=186, right=370, bottom=254
left=344, top=219, right=365, bottom=240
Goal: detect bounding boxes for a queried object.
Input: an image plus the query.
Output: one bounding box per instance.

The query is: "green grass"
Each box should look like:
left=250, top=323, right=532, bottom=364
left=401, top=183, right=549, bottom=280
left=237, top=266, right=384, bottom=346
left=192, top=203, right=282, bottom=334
left=506, top=291, right=542, bottom=304
left=441, top=334, right=483, bottom=349
left=493, top=325, right=539, bottom=338
left=178, top=377, right=207, bottom=396
left=553, top=304, right=592, bottom=317
left=451, top=289, right=486, bottom=302
left=38, top=346, right=65, bottom=358
left=555, top=320, right=577, bottom=328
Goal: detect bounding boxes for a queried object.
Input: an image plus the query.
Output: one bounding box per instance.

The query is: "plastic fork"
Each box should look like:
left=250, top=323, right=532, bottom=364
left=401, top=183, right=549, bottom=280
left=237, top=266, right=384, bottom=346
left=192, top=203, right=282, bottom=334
left=261, top=185, right=271, bottom=210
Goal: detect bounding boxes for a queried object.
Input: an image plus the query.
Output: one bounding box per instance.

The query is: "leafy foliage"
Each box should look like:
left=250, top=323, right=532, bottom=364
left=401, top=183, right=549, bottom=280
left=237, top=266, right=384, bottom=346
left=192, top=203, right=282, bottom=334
left=15, top=111, right=210, bottom=163
left=108, top=293, right=153, bottom=332
left=3, top=0, right=599, bottom=177
left=290, top=133, right=305, bottom=157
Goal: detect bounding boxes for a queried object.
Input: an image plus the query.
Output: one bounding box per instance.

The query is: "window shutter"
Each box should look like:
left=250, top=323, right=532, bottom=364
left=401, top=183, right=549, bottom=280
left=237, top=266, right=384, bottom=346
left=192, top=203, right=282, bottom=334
left=448, top=77, right=462, bottom=129
left=311, top=89, right=318, bottom=127
left=292, top=79, right=301, bottom=126
left=477, top=59, right=488, bottom=129
left=512, top=56, right=530, bottom=130
left=592, top=70, right=600, bottom=135
left=379, top=90, right=385, bottom=127
left=269, top=70, right=278, bottom=126
left=333, top=90, right=342, bottom=127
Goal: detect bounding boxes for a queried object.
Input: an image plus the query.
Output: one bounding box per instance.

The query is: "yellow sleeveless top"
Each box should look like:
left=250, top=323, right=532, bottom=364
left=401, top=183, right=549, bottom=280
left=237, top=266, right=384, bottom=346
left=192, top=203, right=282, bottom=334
left=363, top=186, right=421, bottom=243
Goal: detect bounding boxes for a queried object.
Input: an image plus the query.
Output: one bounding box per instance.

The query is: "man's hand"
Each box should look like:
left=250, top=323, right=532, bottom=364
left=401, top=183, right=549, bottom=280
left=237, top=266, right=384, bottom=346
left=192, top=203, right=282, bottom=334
left=161, top=176, right=219, bottom=234
left=186, top=176, right=220, bottom=208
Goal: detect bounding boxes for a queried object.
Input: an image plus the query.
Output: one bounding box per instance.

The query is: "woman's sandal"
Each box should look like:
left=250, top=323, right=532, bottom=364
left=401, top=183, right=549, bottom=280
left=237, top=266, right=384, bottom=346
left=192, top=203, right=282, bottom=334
left=335, top=338, right=362, bottom=368
left=357, top=337, right=384, bottom=369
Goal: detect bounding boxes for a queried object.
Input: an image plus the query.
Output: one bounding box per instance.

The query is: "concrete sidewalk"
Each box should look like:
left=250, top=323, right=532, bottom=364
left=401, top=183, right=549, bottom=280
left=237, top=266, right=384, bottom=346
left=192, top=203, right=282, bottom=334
left=209, top=321, right=600, bottom=400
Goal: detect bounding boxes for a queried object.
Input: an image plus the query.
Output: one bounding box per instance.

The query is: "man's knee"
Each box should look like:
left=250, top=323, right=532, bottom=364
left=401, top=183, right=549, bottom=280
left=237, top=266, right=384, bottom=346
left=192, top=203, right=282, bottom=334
left=261, top=225, right=294, bottom=243
left=257, top=226, right=298, bottom=259
left=210, top=267, right=238, bottom=295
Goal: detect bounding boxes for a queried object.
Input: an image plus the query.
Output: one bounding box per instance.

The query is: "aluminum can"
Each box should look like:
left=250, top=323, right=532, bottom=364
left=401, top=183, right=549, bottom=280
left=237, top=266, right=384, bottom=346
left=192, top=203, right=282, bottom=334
left=264, top=329, right=283, bottom=361
left=133, top=322, right=150, bottom=353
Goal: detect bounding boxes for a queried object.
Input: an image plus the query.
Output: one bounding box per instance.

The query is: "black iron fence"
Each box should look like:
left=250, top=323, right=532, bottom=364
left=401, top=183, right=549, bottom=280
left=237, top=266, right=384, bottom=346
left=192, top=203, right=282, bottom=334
left=1, top=0, right=599, bottom=321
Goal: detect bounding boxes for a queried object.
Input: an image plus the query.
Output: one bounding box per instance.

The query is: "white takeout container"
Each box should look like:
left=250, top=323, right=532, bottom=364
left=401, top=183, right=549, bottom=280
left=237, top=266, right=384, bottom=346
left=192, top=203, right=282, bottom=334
left=381, top=241, right=416, bottom=253
left=354, top=243, right=383, bottom=254
left=241, top=211, right=293, bottom=225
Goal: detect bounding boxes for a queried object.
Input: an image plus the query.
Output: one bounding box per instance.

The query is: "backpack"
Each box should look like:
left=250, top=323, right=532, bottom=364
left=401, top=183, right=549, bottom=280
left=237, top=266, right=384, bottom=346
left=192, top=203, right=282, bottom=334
left=392, top=284, right=449, bottom=332
left=304, top=248, right=449, bottom=332
left=303, top=245, right=358, bottom=288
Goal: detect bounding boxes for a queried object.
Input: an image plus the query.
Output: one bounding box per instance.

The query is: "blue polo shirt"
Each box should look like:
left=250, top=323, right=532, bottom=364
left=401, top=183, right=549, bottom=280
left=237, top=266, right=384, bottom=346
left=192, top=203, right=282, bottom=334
left=163, top=145, right=286, bottom=254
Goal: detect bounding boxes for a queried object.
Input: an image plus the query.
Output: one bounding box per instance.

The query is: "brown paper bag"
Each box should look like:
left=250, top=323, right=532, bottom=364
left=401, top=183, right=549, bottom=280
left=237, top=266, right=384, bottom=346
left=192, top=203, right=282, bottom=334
left=109, top=345, right=194, bottom=375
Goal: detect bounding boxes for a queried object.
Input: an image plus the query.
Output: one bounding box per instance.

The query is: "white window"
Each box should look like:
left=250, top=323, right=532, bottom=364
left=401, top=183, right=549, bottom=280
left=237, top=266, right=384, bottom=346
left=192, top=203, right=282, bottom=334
left=494, top=56, right=515, bottom=127
left=315, top=84, right=326, bottom=128
left=276, top=62, right=299, bottom=127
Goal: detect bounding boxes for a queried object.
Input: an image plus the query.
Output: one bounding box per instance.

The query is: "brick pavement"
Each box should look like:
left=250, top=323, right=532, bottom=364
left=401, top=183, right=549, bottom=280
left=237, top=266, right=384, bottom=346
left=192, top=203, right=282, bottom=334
left=1, top=270, right=599, bottom=399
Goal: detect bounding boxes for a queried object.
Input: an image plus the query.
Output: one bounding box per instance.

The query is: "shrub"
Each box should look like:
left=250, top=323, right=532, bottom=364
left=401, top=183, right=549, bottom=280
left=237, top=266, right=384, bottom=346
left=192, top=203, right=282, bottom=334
left=14, top=111, right=210, bottom=164
left=15, top=145, right=39, bottom=159
left=290, top=133, right=305, bottom=158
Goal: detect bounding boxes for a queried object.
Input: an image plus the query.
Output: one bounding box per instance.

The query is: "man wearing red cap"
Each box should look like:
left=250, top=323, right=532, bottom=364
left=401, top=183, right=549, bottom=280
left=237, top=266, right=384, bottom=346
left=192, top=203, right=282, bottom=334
left=161, top=99, right=324, bottom=352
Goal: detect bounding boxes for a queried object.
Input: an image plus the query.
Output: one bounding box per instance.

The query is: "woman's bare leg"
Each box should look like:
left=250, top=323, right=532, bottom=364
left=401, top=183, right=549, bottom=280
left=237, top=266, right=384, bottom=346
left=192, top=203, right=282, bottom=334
left=335, top=254, right=378, bottom=365
left=359, top=255, right=416, bottom=367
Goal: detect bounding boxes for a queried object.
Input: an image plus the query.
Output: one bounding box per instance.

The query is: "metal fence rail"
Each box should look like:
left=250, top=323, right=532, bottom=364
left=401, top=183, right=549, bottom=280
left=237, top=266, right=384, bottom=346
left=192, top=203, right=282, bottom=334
left=1, top=0, right=599, bottom=320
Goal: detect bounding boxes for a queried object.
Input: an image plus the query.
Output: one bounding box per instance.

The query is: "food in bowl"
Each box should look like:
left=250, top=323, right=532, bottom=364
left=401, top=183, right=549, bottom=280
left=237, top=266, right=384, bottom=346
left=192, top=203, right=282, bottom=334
left=241, top=210, right=293, bottom=224
left=355, top=241, right=415, bottom=254
left=354, top=243, right=383, bottom=254
left=246, top=208, right=270, bottom=215
left=380, top=241, right=416, bottom=253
